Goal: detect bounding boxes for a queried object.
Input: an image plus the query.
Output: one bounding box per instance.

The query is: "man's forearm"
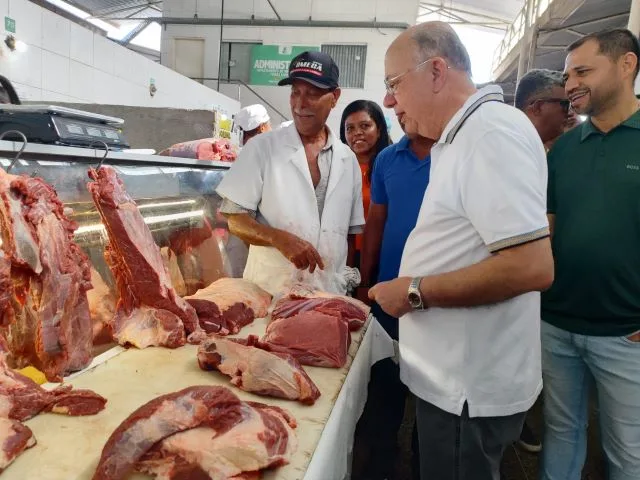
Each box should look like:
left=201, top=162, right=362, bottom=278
left=360, top=217, right=385, bottom=286
left=225, top=213, right=282, bottom=247
left=419, top=238, right=554, bottom=308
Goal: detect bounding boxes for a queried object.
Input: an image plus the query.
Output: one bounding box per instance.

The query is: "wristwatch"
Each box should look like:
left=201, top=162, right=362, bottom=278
left=408, top=277, right=425, bottom=310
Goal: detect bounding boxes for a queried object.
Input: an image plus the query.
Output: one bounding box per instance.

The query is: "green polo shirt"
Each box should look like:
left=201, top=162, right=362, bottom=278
left=542, top=109, right=640, bottom=336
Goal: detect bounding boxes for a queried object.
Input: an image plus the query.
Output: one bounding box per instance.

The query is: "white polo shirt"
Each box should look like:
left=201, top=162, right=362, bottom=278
left=398, top=86, right=549, bottom=418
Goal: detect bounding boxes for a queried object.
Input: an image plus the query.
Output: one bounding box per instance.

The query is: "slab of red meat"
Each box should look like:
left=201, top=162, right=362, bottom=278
left=198, top=335, right=320, bottom=405
left=262, top=312, right=350, bottom=368
left=186, top=278, right=272, bottom=335
left=0, top=170, right=93, bottom=381
left=87, top=166, right=203, bottom=348
left=93, top=385, right=296, bottom=480
left=0, top=418, right=35, bottom=473
left=273, top=284, right=369, bottom=331
left=0, top=349, right=104, bottom=472
left=135, top=401, right=296, bottom=479
left=0, top=352, right=106, bottom=422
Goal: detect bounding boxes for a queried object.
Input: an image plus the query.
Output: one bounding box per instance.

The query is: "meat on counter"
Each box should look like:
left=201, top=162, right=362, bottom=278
left=262, top=312, right=350, bottom=368
left=87, top=166, right=204, bottom=348
left=272, top=284, right=369, bottom=331
left=0, top=170, right=93, bottom=381
left=93, top=385, right=296, bottom=480
left=198, top=335, right=321, bottom=405
left=185, top=278, right=272, bottom=335
left=0, top=346, right=106, bottom=472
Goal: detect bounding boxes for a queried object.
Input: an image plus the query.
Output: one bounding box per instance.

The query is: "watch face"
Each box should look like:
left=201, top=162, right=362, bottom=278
left=408, top=292, right=422, bottom=308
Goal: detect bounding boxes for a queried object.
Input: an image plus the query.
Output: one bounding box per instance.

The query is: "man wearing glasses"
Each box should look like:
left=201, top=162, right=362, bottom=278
left=515, top=69, right=571, bottom=149
left=369, top=21, right=554, bottom=479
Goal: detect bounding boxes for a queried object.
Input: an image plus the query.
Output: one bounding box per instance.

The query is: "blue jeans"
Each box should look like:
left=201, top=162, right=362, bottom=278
left=540, top=321, right=640, bottom=480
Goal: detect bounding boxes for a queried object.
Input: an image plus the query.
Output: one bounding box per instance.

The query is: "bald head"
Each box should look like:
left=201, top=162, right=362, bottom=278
left=390, top=22, right=472, bottom=76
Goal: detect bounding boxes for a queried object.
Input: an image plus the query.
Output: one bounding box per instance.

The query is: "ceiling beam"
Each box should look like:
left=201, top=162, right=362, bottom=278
left=419, top=2, right=511, bottom=24
left=102, top=17, right=410, bottom=29
left=539, top=12, right=628, bottom=33
left=266, top=0, right=282, bottom=21
left=118, top=19, right=152, bottom=46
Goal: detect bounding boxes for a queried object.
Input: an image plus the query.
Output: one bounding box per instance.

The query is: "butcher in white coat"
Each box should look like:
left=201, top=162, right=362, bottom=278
left=216, top=51, right=365, bottom=296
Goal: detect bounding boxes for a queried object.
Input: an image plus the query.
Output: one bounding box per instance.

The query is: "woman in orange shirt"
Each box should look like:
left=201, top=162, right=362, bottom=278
left=340, top=100, right=392, bottom=272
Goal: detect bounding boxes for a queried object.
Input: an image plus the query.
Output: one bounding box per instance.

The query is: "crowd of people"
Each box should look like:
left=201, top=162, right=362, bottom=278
left=221, top=23, right=640, bottom=480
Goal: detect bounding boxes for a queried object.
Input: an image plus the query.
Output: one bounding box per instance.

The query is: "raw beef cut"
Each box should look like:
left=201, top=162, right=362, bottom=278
left=0, top=418, right=35, bottom=472
left=262, top=312, right=350, bottom=368
left=273, top=284, right=369, bottom=331
left=0, top=170, right=93, bottom=381
left=160, top=247, right=187, bottom=297
left=93, top=386, right=296, bottom=480
left=186, top=278, right=271, bottom=335
left=0, top=351, right=106, bottom=421
left=87, top=267, right=116, bottom=345
left=0, top=348, right=105, bottom=472
left=87, top=166, right=203, bottom=348
left=198, top=335, right=321, bottom=404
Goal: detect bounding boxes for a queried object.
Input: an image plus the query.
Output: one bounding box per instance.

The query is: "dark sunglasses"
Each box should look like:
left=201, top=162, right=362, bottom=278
left=531, top=97, right=571, bottom=113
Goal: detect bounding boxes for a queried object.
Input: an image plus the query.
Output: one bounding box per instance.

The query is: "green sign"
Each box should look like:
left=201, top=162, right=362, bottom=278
left=4, top=16, right=15, bottom=34
left=249, top=45, right=320, bottom=86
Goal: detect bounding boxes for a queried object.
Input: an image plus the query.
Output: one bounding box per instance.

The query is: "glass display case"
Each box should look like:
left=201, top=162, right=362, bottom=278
left=0, top=140, right=248, bottom=352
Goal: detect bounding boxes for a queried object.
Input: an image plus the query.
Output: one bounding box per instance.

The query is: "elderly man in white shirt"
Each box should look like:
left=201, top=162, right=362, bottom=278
left=216, top=51, right=364, bottom=296
left=369, top=22, right=554, bottom=480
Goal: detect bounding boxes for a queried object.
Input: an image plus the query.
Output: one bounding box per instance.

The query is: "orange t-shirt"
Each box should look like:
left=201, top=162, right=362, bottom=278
left=355, top=162, right=370, bottom=252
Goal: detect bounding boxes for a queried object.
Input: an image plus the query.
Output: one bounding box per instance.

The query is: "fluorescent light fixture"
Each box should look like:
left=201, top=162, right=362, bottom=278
left=74, top=209, right=204, bottom=235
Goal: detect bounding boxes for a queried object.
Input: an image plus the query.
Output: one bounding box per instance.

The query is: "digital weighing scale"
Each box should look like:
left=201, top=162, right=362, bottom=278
left=0, top=105, right=130, bottom=149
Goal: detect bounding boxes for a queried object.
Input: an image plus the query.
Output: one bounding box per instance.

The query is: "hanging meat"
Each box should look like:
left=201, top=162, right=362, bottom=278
left=87, top=166, right=204, bottom=348
left=272, top=284, right=369, bottom=331
left=0, top=347, right=106, bottom=472
left=0, top=170, right=93, bottom=381
left=93, top=385, right=296, bottom=480
left=185, top=278, right=272, bottom=335
left=198, top=335, right=321, bottom=405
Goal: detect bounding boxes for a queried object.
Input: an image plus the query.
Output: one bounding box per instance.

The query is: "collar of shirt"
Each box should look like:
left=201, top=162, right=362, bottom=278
left=396, top=135, right=412, bottom=152
left=438, top=84, right=504, bottom=145
left=580, top=108, right=640, bottom=142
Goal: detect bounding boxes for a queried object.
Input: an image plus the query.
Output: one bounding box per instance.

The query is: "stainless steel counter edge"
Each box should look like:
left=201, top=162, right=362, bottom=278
left=0, top=140, right=233, bottom=170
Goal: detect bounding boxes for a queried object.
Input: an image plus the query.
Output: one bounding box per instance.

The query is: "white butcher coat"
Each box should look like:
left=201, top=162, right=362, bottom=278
left=216, top=123, right=365, bottom=295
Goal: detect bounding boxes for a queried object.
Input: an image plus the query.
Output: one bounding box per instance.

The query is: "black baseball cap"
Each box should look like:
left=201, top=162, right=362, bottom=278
left=278, top=51, right=340, bottom=89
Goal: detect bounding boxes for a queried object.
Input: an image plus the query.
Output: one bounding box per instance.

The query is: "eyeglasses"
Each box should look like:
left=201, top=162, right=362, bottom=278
left=384, top=58, right=436, bottom=96
left=531, top=97, right=571, bottom=113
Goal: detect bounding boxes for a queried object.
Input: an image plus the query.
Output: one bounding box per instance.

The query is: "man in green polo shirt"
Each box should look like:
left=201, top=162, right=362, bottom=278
left=542, top=28, right=640, bottom=480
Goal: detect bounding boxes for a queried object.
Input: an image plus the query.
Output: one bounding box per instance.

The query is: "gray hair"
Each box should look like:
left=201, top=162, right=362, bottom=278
left=514, top=69, right=564, bottom=110
left=410, top=22, right=473, bottom=75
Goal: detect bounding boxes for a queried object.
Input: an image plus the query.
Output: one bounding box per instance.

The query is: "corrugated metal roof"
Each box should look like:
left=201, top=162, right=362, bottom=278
left=66, top=0, right=162, bottom=18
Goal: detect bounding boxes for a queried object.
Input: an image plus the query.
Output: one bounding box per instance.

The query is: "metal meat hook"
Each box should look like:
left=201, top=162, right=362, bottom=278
left=0, top=130, right=28, bottom=173
left=90, top=140, right=110, bottom=170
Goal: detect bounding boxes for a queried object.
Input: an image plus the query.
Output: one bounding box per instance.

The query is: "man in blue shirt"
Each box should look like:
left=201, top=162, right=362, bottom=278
left=353, top=116, right=433, bottom=480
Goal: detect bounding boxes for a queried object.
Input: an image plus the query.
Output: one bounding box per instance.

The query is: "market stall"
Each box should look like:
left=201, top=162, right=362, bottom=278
left=0, top=140, right=394, bottom=480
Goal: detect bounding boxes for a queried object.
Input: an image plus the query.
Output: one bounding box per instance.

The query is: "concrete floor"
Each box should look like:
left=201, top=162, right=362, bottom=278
left=355, top=394, right=606, bottom=480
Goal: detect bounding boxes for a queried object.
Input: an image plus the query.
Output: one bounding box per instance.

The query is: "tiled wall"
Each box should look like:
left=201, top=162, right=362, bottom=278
left=0, top=0, right=239, bottom=115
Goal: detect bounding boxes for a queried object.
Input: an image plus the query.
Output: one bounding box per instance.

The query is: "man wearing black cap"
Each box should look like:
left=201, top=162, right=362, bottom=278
left=216, top=51, right=365, bottom=295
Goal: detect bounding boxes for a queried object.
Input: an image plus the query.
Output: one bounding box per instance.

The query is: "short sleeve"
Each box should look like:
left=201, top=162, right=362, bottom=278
left=370, top=149, right=389, bottom=205
left=215, top=136, right=266, bottom=210
left=350, top=159, right=365, bottom=228
left=546, top=147, right=557, bottom=214
left=460, top=128, right=549, bottom=253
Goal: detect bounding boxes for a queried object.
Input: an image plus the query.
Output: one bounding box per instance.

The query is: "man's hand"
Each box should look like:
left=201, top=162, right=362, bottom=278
left=272, top=231, right=325, bottom=273
left=368, top=277, right=412, bottom=318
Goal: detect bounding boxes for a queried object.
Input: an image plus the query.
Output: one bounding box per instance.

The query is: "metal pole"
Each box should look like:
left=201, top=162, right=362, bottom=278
left=516, top=0, right=534, bottom=84
left=217, top=0, right=224, bottom=92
